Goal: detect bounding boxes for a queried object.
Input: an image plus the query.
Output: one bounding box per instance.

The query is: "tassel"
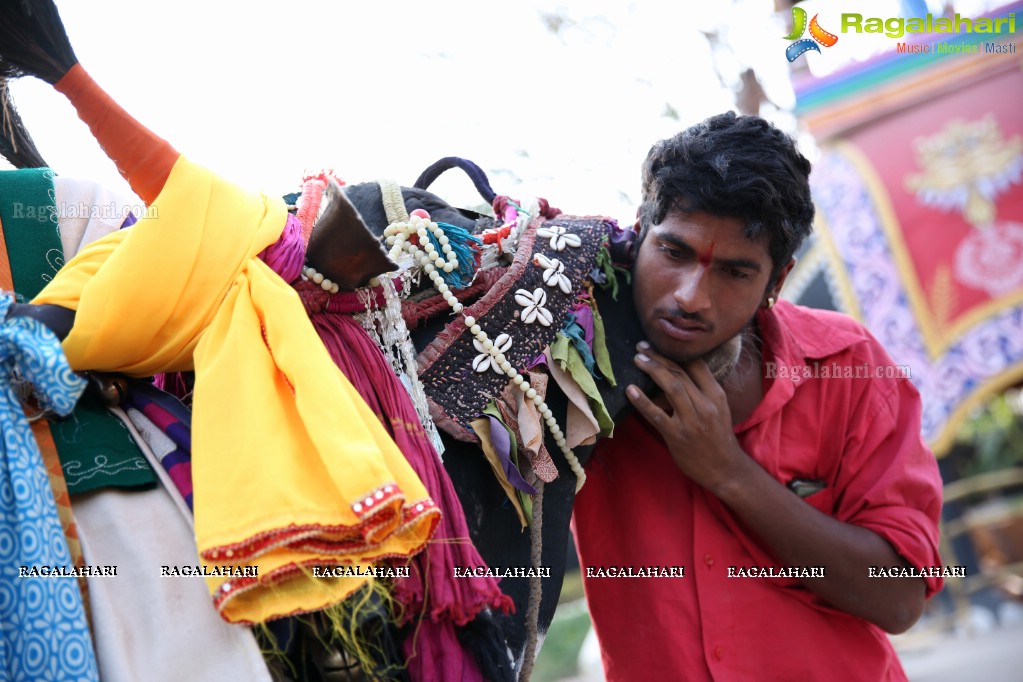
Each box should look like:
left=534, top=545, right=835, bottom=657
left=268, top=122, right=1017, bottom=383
left=481, top=406, right=537, bottom=511
left=0, top=0, right=78, bottom=85
left=0, top=2, right=178, bottom=204
left=431, top=222, right=481, bottom=289
left=319, top=582, right=409, bottom=682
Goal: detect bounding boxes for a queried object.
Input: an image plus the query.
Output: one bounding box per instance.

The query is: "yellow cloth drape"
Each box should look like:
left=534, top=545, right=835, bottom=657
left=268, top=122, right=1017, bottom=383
left=34, top=157, right=439, bottom=623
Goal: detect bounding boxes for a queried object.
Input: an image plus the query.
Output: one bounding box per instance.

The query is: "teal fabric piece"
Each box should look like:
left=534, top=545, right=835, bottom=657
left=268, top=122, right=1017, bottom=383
left=551, top=333, right=615, bottom=438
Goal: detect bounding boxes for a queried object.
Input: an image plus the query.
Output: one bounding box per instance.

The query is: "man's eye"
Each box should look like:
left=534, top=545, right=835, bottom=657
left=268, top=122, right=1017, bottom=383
left=725, top=268, right=752, bottom=280
left=657, top=245, right=685, bottom=259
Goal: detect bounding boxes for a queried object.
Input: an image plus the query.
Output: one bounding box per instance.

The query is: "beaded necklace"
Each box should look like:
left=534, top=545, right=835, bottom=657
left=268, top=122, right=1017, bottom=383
left=382, top=211, right=586, bottom=491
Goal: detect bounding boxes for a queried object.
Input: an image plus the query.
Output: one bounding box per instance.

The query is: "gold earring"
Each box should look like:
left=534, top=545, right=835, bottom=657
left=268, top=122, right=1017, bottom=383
left=766, top=297, right=776, bottom=309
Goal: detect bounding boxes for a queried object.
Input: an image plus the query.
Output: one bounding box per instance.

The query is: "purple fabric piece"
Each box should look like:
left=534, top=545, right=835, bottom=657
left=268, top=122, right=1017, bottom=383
left=486, top=415, right=537, bottom=495
left=606, top=218, right=626, bottom=240
left=120, top=212, right=138, bottom=228
left=571, top=303, right=595, bottom=348
left=526, top=353, right=547, bottom=370
left=607, top=219, right=637, bottom=267
left=258, top=213, right=305, bottom=280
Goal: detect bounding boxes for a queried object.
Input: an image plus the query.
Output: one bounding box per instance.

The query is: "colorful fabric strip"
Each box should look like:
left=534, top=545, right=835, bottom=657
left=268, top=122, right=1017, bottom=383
left=125, top=383, right=193, bottom=510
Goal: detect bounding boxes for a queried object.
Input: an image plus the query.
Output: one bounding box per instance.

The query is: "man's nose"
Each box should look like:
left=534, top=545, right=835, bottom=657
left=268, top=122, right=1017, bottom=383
left=673, top=265, right=712, bottom=313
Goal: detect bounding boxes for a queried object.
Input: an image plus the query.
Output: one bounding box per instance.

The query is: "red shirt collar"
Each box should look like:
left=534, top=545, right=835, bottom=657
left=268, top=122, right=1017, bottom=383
left=735, top=299, right=868, bottom=432
left=760, top=299, right=869, bottom=363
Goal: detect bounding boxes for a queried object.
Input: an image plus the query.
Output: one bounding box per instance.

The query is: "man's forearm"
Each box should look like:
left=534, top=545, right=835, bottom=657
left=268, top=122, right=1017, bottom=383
left=710, top=449, right=926, bottom=634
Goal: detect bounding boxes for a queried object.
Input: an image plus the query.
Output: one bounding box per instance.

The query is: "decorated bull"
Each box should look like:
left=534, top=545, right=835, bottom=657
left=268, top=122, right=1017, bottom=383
left=0, top=2, right=654, bottom=680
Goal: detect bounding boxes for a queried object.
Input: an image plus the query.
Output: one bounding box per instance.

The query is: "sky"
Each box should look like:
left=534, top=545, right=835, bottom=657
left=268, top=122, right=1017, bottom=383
left=4, top=0, right=1001, bottom=223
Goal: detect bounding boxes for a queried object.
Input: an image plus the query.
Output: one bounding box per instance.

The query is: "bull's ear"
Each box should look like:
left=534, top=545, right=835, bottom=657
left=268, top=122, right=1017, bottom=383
left=306, top=180, right=395, bottom=290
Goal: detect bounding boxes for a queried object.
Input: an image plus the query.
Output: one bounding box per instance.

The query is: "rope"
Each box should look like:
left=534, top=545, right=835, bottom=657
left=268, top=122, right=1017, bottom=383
left=378, top=179, right=409, bottom=225
left=518, top=480, right=544, bottom=682
left=413, top=156, right=497, bottom=205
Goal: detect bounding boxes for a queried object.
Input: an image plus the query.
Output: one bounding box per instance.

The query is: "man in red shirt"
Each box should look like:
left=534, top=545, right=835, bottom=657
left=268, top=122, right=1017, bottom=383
left=573, top=112, right=944, bottom=680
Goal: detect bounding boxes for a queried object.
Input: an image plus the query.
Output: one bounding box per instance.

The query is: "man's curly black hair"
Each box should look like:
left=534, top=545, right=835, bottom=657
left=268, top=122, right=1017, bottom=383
left=638, top=112, right=815, bottom=286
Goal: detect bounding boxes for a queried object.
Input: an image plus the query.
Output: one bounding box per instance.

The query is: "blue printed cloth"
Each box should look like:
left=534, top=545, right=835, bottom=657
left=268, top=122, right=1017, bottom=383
left=0, top=294, right=98, bottom=681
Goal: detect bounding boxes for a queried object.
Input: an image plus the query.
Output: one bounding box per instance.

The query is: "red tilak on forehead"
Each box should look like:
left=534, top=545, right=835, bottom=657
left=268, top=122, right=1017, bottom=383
left=698, top=241, right=716, bottom=267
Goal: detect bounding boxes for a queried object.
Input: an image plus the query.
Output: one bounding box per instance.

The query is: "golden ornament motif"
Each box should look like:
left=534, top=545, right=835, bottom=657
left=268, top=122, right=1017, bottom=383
left=905, top=115, right=1023, bottom=228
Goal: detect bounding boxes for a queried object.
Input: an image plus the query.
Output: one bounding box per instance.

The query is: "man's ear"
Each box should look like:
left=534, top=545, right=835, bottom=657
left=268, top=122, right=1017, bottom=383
left=305, top=181, right=396, bottom=290
left=629, top=212, right=643, bottom=265
left=767, top=257, right=797, bottom=303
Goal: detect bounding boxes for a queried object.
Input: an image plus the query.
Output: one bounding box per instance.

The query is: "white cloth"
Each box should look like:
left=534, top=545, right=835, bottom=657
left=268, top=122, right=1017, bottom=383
left=75, top=489, right=273, bottom=682
left=54, top=176, right=142, bottom=261
left=75, top=408, right=271, bottom=682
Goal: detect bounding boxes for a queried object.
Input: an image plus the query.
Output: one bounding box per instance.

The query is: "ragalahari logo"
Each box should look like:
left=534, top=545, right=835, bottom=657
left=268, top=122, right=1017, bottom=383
left=784, top=6, right=839, bottom=61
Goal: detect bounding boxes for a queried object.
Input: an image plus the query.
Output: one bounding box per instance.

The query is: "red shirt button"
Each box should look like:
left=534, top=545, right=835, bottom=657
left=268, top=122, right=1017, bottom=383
left=714, top=646, right=725, bottom=660
left=704, top=553, right=714, bottom=567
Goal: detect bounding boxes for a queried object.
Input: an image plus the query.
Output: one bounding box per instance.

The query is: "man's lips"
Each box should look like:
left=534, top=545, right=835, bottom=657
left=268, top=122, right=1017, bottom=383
left=656, top=316, right=709, bottom=341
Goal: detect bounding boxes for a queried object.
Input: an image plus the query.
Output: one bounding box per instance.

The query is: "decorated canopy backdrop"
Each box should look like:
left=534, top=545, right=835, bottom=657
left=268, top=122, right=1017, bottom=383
left=786, top=1, right=1022, bottom=456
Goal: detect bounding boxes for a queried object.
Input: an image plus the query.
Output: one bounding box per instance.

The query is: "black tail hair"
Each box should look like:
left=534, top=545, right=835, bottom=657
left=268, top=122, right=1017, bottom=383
left=456, top=610, right=516, bottom=682
left=0, top=79, right=49, bottom=168
left=0, top=0, right=78, bottom=85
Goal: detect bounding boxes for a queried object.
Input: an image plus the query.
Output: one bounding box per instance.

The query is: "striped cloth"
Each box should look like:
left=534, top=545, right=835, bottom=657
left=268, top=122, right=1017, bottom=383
left=125, top=382, right=193, bottom=510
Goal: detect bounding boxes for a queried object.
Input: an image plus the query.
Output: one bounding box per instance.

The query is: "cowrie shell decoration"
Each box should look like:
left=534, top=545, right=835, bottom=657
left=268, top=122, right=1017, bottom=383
left=472, top=334, right=513, bottom=374
left=515, top=288, right=554, bottom=326
left=534, top=254, right=572, bottom=294
left=536, top=225, right=582, bottom=252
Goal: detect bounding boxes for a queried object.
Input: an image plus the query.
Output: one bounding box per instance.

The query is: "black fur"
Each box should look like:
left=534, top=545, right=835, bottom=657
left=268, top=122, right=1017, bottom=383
left=343, top=179, right=653, bottom=678
left=0, top=80, right=49, bottom=169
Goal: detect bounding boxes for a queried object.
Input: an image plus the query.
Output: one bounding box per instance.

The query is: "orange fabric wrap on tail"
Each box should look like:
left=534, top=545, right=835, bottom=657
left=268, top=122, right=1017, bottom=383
left=54, top=64, right=178, bottom=205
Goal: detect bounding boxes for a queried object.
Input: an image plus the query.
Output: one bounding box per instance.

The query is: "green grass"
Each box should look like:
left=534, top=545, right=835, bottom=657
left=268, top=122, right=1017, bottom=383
left=558, top=569, right=585, bottom=603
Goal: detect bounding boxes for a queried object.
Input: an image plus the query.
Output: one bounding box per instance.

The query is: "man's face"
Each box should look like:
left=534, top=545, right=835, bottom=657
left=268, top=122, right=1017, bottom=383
left=632, top=210, right=776, bottom=365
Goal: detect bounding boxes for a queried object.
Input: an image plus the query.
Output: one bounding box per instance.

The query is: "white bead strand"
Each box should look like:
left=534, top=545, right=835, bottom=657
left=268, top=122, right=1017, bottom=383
left=301, top=266, right=340, bottom=294
left=384, top=217, right=586, bottom=492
